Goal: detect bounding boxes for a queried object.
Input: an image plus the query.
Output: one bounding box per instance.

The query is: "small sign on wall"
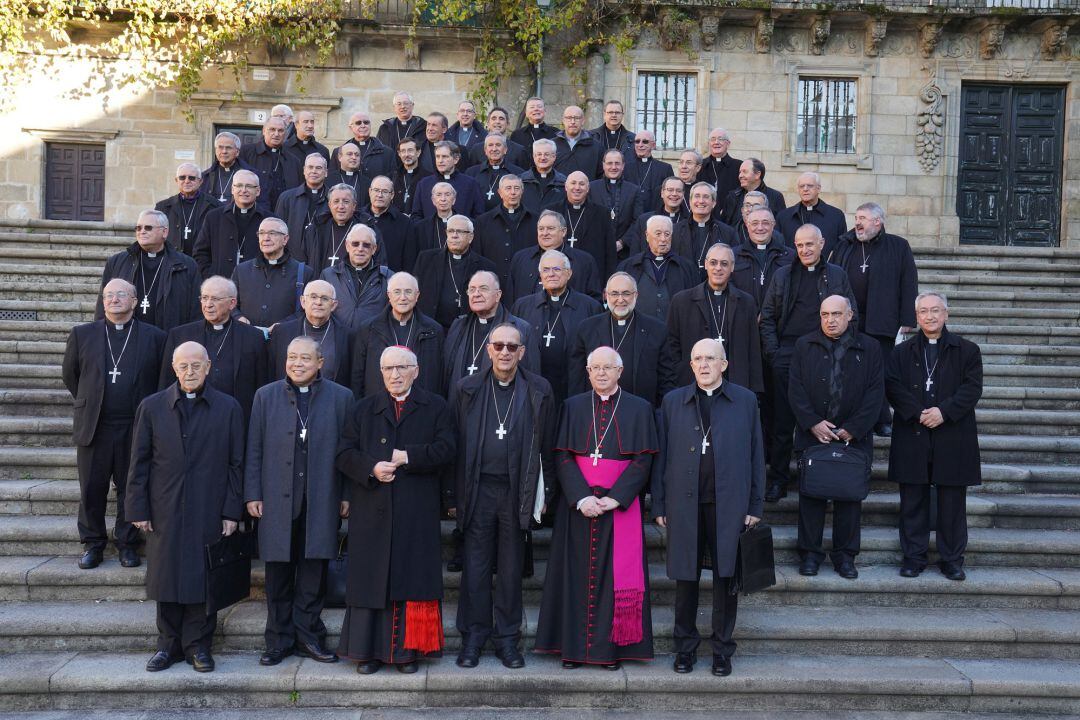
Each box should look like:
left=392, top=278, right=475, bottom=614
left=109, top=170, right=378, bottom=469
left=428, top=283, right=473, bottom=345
left=250, top=110, right=267, bottom=124
left=174, top=150, right=195, bottom=160
left=252, top=68, right=271, bottom=81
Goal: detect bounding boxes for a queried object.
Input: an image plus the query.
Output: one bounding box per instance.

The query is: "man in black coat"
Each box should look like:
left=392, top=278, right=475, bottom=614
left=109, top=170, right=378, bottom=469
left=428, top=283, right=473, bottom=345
left=698, top=128, right=742, bottom=201
left=548, top=172, right=615, bottom=285
left=616, top=215, right=698, bottom=322
left=519, top=139, right=566, bottom=214
left=405, top=181, right=456, bottom=262
left=506, top=209, right=602, bottom=305
left=283, top=110, right=331, bottom=167
left=511, top=249, right=603, bottom=403
left=776, top=172, right=847, bottom=253
left=653, top=338, right=764, bottom=676
left=335, top=346, right=457, bottom=674
left=391, top=137, right=431, bottom=214
left=666, top=244, right=763, bottom=392
left=201, top=131, right=259, bottom=208
left=97, top=210, right=200, bottom=333
left=569, top=272, right=678, bottom=406
left=127, top=341, right=244, bottom=673
left=731, top=202, right=795, bottom=309
left=297, top=184, right=380, bottom=275
left=621, top=176, right=689, bottom=258
left=364, top=175, right=414, bottom=271
left=510, top=97, right=559, bottom=171
left=446, top=100, right=486, bottom=170
left=759, top=221, right=858, bottom=502
left=351, top=271, right=445, bottom=399
left=232, top=217, right=315, bottom=331
left=63, top=279, right=166, bottom=570
left=320, top=225, right=392, bottom=333
left=240, top=117, right=303, bottom=209
left=452, top=323, right=556, bottom=670
left=830, top=202, right=919, bottom=434
left=245, top=336, right=352, bottom=666
left=414, top=214, right=497, bottom=330
left=467, top=134, right=526, bottom=213
left=472, top=176, right=539, bottom=290
left=327, top=143, right=371, bottom=206
left=155, top=163, right=218, bottom=255
left=158, top=276, right=267, bottom=425
left=886, top=292, right=983, bottom=582
left=275, top=153, right=328, bottom=251
left=331, top=111, right=396, bottom=179
left=589, top=151, right=642, bottom=276
left=622, top=130, right=674, bottom=215
left=673, top=182, right=739, bottom=278
left=412, top=141, right=486, bottom=219
left=553, top=106, right=602, bottom=180
left=721, top=158, right=786, bottom=229
left=376, top=91, right=426, bottom=149
left=470, top=107, right=529, bottom=169
left=788, top=295, right=883, bottom=579
left=268, top=279, right=352, bottom=384
left=591, top=100, right=636, bottom=157
left=192, top=170, right=269, bottom=280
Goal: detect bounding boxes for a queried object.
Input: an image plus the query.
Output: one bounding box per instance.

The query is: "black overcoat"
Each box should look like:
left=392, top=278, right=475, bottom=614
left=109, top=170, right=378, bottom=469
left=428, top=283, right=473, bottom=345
left=472, top=205, right=539, bottom=289
left=588, top=179, right=642, bottom=274
left=666, top=283, right=764, bottom=392
left=615, top=252, right=698, bottom=322
left=376, top=116, right=425, bottom=149
left=321, top=263, right=392, bottom=333
left=672, top=217, right=740, bottom=277
left=330, top=137, right=396, bottom=179
left=97, top=243, right=201, bottom=333
left=621, top=208, right=689, bottom=257
left=759, top=262, right=857, bottom=359
left=721, top=182, right=786, bottom=227
left=367, top=207, right=414, bottom=272
left=240, top=140, right=303, bottom=207
left=125, top=384, right=244, bottom=604
left=699, top=154, right=742, bottom=200
left=653, top=381, right=765, bottom=578
left=553, top=131, right=603, bottom=180
left=412, top=247, right=497, bottom=329
left=275, top=184, right=327, bottom=251
left=283, top=134, right=330, bottom=167
left=549, top=201, right=617, bottom=282
left=296, top=208, right=383, bottom=275
left=829, top=229, right=919, bottom=337
left=336, top=387, right=456, bottom=608
left=443, top=308, right=538, bottom=400
left=466, top=162, right=526, bottom=212
left=509, top=122, right=559, bottom=171
left=776, top=199, right=848, bottom=254
left=519, top=170, right=567, bottom=215
left=506, top=244, right=602, bottom=305
left=622, top=158, right=675, bottom=215
left=350, top=306, right=445, bottom=398
left=885, top=328, right=983, bottom=486
left=469, top=141, right=529, bottom=173
left=191, top=202, right=272, bottom=280
left=568, top=310, right=678, bottom=406
left=231, top=251, right=315, bottom=329
left=155, top=192, right=219, bottom=256
left=731, top=235, right=794, bottom=308
left=267, top=315, right=353, bottom=384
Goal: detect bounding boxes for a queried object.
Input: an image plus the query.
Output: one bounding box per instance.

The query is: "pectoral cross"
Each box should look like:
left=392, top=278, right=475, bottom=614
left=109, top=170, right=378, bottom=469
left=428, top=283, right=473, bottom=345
left=486, top=189, right=494, bottom=200
left=590, top=448, right=602, bottom=466
left=140, top=296, right=151, bottom=314
left=860, top=259, right=870, bottom=273
left=717, top=332, right=725, bottom=344
left=701, top=435, right=710, bottom=453
left=466, top=363, right=478, bottom=375
left=567, top=236, right=577, bottom=247
left=328, top=253, right=339, bottom=266
left=543, top=330, right=556, bottom=347
left=300, top=428, right=308, bottom=442
left=184, top=226, right=192, bottom=241
left=925, top=377, right=934, bottom=392
left=403, top=191, right=410, bottom=205
left=218, top=194, right=226, bottom=203
left=108, top=367, right=121, bottom=383
left=760, top=271, right=765, bottom=286
left=610, top=208, right=616, bottom=221
left=496, top=423, right=507, bottom=440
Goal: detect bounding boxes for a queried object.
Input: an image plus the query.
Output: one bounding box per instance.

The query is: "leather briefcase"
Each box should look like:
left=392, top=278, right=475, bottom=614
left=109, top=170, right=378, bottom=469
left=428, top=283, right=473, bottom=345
left=324, top=532, right=348, bottom=608
left=730, top=523, right=776, bottom=595
left=205, top=531, right=254, bottom=614
left=798, top=441, right=871, bottom=502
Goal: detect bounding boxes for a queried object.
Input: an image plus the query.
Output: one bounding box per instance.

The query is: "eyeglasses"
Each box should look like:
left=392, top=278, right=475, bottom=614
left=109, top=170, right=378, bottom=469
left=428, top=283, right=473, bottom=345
left=234, top=183, right=259, bottom=191
left=916, top=307, right=946, bottom=316
left=466, top=286, right=494, bottom=295
left=380, top=364, right=416, bottom=374
left=606, top=291, right=636, bottom=299
left=389, top=288, right=417, bottom=298
left=348, top=241, right=375, bottom=249
left=691, top=356, right=722, bottom=364
left=257, top=230, right=286, bottom=238
left=351, top=120, right=371, bottom=125
left=540, top=266, right=567, bottom=275
left=135, top=224, right=164, bottom=232
left=103, top=291, right=131, bottom=300
left=175, top=362, right=206, bottom=372
left=447, top=229, right=473, bottom=236
left=588, top=365, right=619, bottom=373
left=633, top=139, right=652, bottom=145
left=370, top=188, right=393, bottom=195
left=489, top=342, right=521, bottom=352
left=199, top=295, right=234, bottom=303
left=304, top=294, right=335, bottom=304
left=176, top=175, right=199, bottom=181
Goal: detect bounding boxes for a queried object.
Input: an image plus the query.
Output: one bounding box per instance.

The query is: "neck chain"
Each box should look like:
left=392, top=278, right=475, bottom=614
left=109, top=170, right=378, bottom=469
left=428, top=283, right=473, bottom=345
left=467, top=317, right=494, bottom=375
left=923, top=344, right=941, bottom=393
left=392, top=313, right=415, bottom=347
left=207, top=320, right=233, bottom=363
left=860, top=242, right=871, bottom=273
left=178, top=201, right=196, bottom=243
left=543, top=299, right=565, bottom=348
left=104, top=322, right=134, bottom=384
left=138, top=252, right=166, bottom=315
left=447, top=250, right=465, bottom=308
left=303, top=317, right=329, bottom=337
left=609, top=313, right=635, bottom=352
left=695, top=222, right=715, bottom=268
left=566, top=205, right=585, bottom=245
left=490, top=376, right=516, bottom=441
left=695, top=394, right=712, bottom=454
left=329, top=220, right=355, bottom=268
left=589, top=389, right=622, bottom=466
left=216, top=166, right=233, bottom=202
left=708, top=289, right=728, bottom=344
left=295, top=396, right=311, bottom=443
left=604, top=127, right=625, bottom=150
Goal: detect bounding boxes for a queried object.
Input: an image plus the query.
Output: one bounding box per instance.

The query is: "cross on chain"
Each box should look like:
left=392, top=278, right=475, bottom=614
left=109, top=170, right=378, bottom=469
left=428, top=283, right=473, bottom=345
left=567, top=236, right=577, bottom=247
left=108, top=368, right=121, bottom=383
left=183, top=226, right=192, bottom=241
left=860, top=259, right=870, bottom=273
left=486, top=189, right=494, bottom=200
left=466, top=363, right=479, bottom=375
left=589, top=448, right=602, bottom=466
left=496, top=423, right=507, bottom=440
left=300, top=428, right=308, bottom=442
left=701, top=435, right=710, bottom=454
left=140, top=296, right=151, bottom=314
left=543, top=330, right=556, bottom=347
left=328, top=253, right=339, bottom=265
left=925, top=377, right=934, bottom=392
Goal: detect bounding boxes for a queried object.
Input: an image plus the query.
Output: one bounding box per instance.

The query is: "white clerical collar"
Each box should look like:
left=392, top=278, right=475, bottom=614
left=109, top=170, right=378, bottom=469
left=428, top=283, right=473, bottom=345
left=222, top=166, right=232, bottom=172
left=609, top=179, right=617, bottom=184
left=392, top=390, right=410, bottom=402
left=357, top=141, right=366, bottom=146
left=696, top=221, right=707, bottom=227
left=505, top=207, right=515, bottom=214
left=549, top=294, right=561, bottom=302
left=397, top=316, right=411, bottom=326
left=929, top=338, right=938, bottom=344
left=532, top=123, right=541, bottom=129
left=270, top=148, right=278, bottom=153
left=451, top=253, right=463, bottom=260
left=539, top=172, right=549, bottom=178
left=597, top=390, right=616, bottom=402
left=239, top=207, right=250, bottom=214
left=806, top=264, right=817, bottom=272
left=667, top=211, right=678, bottom=217
left=344, top=170, right=354, bottom=176
left=146, top=251, right=158, bottom=258
left=804, top=203, right=817, bottom=211
left=756, top=243, right=767, bottom=250
left=497, top=378, right=513, bottom=387
left=712, top=288, right=725, bottom=295
left=185, top=392, right=197, bottom=399
left=655, top=255, right=665, bottom=262
left=212, top=323, right=225, bottom=331
left=297, top=385, right=310, bottom=393
left=641, top=157, right=649, bottom=162
left=478, top=317, right=490, bottom=324
left=310, top=187, right=321, bottom=194
left=698, top=382, right=721, bottom=396
left=616, top=318, right=627, bottom=325
left=440, top=216, right=450, bottom=224
left=114, top=323, right=125, bottom=330
left=268, top=257, right=282, bottom=265
left=443, top=173, right=453, bottom=180
left=572, top=203, right=583, bottom=210
left=490, top=164, right=501, bottom=170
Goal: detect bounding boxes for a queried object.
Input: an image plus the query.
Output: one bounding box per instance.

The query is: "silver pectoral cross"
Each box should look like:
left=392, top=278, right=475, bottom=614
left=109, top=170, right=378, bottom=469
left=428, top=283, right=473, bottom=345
left=466, top=363, right=479, bottom=375
left=567, top=236, right=577, bottom=247
left=184, top=226, right=192, bottom=241
left=486, top=189, right=494, bottom=200
left=925, top=377, right=934, bottom=392
left=496, top=423, right=507, bottom=440
left=328, top=253, right=339, bottom=265
left=717, top=332, right=725, bottom=344
left=610, top=208, right=616, bottom=221
left=701, top=435, right=710, bottom=453
left=543, top=330, right=555, bottom=347
left=760, top=271, right=765, bottom=286
left=403, top=191, right=410, bottom=204
left=108, top=367, right=121, bottom=383
left=140, top=296, right=151, bottom=314
left=860, top=259, right=870, bottom=273
left=590, top=448, right=602, bottom=466
left=300, top=428, right=308, bottom=442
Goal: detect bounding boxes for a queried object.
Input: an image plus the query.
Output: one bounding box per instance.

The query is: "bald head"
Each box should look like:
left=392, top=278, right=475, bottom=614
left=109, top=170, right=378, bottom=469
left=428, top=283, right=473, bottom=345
left=690, top=338, right=727, bottom=390
left=387, top=271, right=419, bottom=319
left=820, top=294, right=854, bottom=339
left=102, top=278, right=138, bottom=323
left=586, top=346, right=624, bottom=396
left=173, top=341, right=210, bottom=392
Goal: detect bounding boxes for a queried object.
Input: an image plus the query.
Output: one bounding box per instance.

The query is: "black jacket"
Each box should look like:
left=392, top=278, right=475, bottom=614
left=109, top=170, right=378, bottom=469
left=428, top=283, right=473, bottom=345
left=568, top=310, right=678, bottom=406
left=699, top=154, right=742, bottom=200
left=350, top=306, right=446, bottom=399
left=666, top=283, right=763, bottom=392
left=622, top=157, right=675, bottom=214
left=469, top=138, right=529, bottom=174
left=587, top=179, right=641, bottom=275
left=777, top=199, right=848, bottom=254
left=412, top=247, right=497, bottom=329
left=320, top=262, right=393, bottom=333
left=466, top=162, right=527, bottom=213
left=510, top=288, right=603, bottom=401
left=296, top=207, right=381, bottom=275
left=274, top=184, right=327, bottom=252
left=231, top=251, right=315, bottom=329
left=200, top=159, right=267, bottom=212
left=283, top=134, right=330, bottom=167
left=615, top=252, right=699, bottom=322
left=553, top=131, right=603, bottom=180
left=721, top=182, right=787, bottom=227
left=97, top=243, right=200, bottom=333
left=589, top=124, right=636, bottom=157
left=731, top=234, right=795, bottom=308
left=506, top=243, right=602, bottom=305
left=759, top=261, right=857, bottom=358
left=330, top=137, right=396, bottom=179
left=829, top=229, right=919, bottom=338
left=444, top=308, right=537, bottom=399
left=376, top=116, right=426, bottom=150
left=266, top=315, right=353, bottom=384
left=239, top=140, right=302, bottom=208
left=549, top=201, right=617, bottom=282
left=672, top=217, right=740, bottom=277
left=621, top=208, right=689, bottom=258
left=154, top=193, right=218, bottom=256
left=509, top=122, right=559, bottom=171
left=472, top=205, right=540, bottom=289
left=519, top=170, right=566, bottom=215
left=192, top=202, right=271, bottom=280
left=367, top=206, right=415, bottom=272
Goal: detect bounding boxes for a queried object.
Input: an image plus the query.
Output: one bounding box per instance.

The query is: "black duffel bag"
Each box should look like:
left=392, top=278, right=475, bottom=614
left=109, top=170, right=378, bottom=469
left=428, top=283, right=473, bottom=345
left=798, top=441, right=871, bottom=502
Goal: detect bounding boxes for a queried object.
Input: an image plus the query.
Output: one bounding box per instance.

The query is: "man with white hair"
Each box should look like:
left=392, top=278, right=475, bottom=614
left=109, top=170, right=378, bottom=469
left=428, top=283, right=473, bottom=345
left=241, top=116, right=303, bottom=207
left=698, top=127, right=742, bottom=200
left=407, top=181, right=458, bottom=260
left=519, top=138, right=567, bottom=213
left=412, top=140, right=485, bottom=218
left=377, top=91, right=426, bottom=148
left=473, top=174, right=539, bottom=289
left=414, top=213, right=498, bottom=330
left=201, top=131, right=261, bottom=209
left=268, top=279, right=352, bottom=384
left=155, top=163, right=218, bottom=255
left=193, top=169, right=270, bottom=280
left=232, top=216, right=316, bottom=331
left=466, top=132, right=527, bottom=213
left=331, top=110, right=395, bottom=179
left=535, top=346, right=658, bottom=669
left=506, top=209, right=602, bottom=305
left=622, top=130, right=675, bottom=214
left=615, top=214, right=697, bottom=321
left=776, top=171, right=847, bottom=253
left=271, top=104, right=295, bottom=133
left=321, top=224, right=392, bottom=332
left=275, top=153, right=330, bottom=247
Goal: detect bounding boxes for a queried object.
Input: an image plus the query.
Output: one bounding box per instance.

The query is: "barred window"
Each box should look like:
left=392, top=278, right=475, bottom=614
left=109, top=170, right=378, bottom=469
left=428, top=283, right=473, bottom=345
left=796, top=77, right=857, bottom=155
left=636, top=72, right=697, bottom=151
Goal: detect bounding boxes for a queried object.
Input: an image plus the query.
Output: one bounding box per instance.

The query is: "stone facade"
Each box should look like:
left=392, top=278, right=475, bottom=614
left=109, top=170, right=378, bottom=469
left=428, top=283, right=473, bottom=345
left=0, top=5, right=1076, bottom=248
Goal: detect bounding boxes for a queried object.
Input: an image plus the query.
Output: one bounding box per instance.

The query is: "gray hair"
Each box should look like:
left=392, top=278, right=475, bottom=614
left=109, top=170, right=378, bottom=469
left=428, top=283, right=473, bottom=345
left=539, top=249, right=570, bottom=272
left=690, top=181, right=717, bottom=202
left=915, top=291, right=948, bottom=310
left=288, top=335, right=323, bottom=359
left=681, top=149, right=703, bottom=165
left=747, top=207, right=777, bottom=223
left=448, top=214, right=474, bottom=233
left=646, top=214, right=674, bottom=233
left=327, top=183, right=358, bottom=203
left=539, top=209, right=566, bottom=229
left=380, top=344, right=417, bottom=366
left=857, top=202, right=886, bottom=222
left=586, top=346, right=624, bottom=368
left=498, top=174, right=522, bottom=189
left=200, top=276, right=237, bottom=297
left=175, top=162, right=200, bottom=176
left=432, top=181, right=457, bottom=198
left=139, top=209, right=170, bottom=228
left=486, top=133, right=508, bottom=148
left=798, top=171, right=822, bottom=186
left=271, top=104, right=294, bottom=120
left=304, top=153, right=327, bottom=168
left=743, top=190, right=769, bottom=209
left=214, top=131, right=241, bottom=149
left=533, top=138, right=556, bottom=154
left=345, top=223, right=377, bottom=246
left=490, top=322, right=523, bottom=344
left=605, top=271, right=638, bottom=291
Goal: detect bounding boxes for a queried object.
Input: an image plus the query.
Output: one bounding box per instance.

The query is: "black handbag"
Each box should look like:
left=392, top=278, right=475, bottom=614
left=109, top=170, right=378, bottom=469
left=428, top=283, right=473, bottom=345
left=205, top=531, right=254, bottom=614
left=324, top=532, right=348, bottom=608
left=798, top=441, right=871, bottom=502
left=730, top=523, right=776, bottom=595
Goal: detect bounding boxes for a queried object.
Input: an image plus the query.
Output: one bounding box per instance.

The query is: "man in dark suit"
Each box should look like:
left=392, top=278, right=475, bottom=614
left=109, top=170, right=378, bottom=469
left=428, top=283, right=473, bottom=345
left=267, top=279, right=352, bottom=384
left=621, top=130, right=674, bottom=215
left=469, top=107, right=528, bottom=170
left=590, top=100, right=636, bottom=157
left=240, top=117, right=302, bottom=209
left=63, top=279, right=166, bottom=570
left=615, top=215, right=698, bottom=322
left=275, top=153, right=329, bottom=250
left=698, top=128, right=742, bottom=201
left=510, top=97, right=558, bottom=171
left=589, top=150, right=642, bottom=276
left=283, top=110, right=331, bottom=167
left=721, top=158, right=786, bottom=229
left=777, top=172, right=847, bottom=253
left=468, top=134, right=527, bottom=213
left=192, top=170, right=269, bottom=280
left=155, top=163, right=218, bottom=255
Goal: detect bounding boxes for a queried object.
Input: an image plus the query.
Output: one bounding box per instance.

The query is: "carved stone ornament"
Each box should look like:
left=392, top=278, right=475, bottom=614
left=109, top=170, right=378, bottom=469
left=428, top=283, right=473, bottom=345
left=865, top=19, right=888, bottom=57
left=1041, top=23, right=1068, bottom=60
left=980, top=22, right=1006, bottom=60
left=810, top=16, right=831, bottom=56
left=701, top=15, right=720, bottom=51
left=915, top=74, right=944, bottom=174
left=756, top=14, right=775, bottom=54
left=919, top=23, right=944, bottom=58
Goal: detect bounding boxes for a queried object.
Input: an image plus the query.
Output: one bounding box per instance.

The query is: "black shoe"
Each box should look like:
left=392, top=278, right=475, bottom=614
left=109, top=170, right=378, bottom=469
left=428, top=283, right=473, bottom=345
left=764, top=483, right=787, bottom=503
left=145, top=650, right=180, bottom=672
left=712, top=655, right=732, bottom=676
left=78, top=548, right=103, bottom=570
left=456, top=646, right=480, bottom=668
left=835, top=561, right=859, bottom=580
left=396, top=661, right=419, bottom=674
left=673, top=653, right=695, bottom=673
left=875, top=423, right=893, bottom=437
left=356, top=660, right=382, bottom=674
left=798, top=559, right=819, bottom=576
left=446, top=558, right=463, bottom=572
left=496, top=647, right=525, bottom=669
left=899, top=563, right=923, bottom=578
left=940, top=562, right=966, bottom=582
left=260, top=647, right=293, bottom=666
left=189, top=650, right=215, bottom=673
left=118, top=548, right=141, bottom=568
left=601, top=661, right=621, bottom=671
left=295, top=640, right=338, bottom=663
left=562, top=660, right=582, bottom=669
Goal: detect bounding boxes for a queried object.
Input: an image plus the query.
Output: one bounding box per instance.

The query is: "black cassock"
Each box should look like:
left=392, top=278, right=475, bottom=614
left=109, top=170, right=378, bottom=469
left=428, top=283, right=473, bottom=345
left=535, top=389, right=657, bottom=664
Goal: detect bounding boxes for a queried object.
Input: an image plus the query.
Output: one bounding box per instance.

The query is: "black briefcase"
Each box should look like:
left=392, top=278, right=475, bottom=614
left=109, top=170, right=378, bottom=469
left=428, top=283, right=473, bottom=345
left=205, top=531, right=254, bottom=614
left=730, top=523, right=776, bottom=595
left=324, top=533, right=348, bottom=608
left=798, top=441, right=871, bottom=502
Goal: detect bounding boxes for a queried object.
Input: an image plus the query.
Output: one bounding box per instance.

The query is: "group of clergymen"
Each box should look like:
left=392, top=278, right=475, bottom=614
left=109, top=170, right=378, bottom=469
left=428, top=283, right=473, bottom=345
left=62, top=92, right=985, bottom=678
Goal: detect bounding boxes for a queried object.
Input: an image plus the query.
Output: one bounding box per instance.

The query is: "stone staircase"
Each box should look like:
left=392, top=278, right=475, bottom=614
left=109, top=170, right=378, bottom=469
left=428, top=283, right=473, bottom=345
left=0, top=218, right=1078, bottom=713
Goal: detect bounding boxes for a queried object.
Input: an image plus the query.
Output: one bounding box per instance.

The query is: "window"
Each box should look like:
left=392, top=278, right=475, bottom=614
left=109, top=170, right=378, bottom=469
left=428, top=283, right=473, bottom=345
left=635, top=71, right=697, bottom=151
left=796, top=77, right=857, bottom=155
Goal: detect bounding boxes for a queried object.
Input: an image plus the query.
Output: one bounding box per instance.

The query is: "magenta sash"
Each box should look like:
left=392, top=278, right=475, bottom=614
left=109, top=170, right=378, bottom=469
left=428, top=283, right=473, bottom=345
left=575, top=456, right=644, bottom=646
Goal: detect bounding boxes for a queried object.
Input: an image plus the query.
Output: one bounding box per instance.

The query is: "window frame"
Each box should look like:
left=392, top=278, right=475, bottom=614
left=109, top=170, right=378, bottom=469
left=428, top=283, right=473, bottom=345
left=630, top=65, right=707, bottom=157
left=783, top=61, right=874, bottom=170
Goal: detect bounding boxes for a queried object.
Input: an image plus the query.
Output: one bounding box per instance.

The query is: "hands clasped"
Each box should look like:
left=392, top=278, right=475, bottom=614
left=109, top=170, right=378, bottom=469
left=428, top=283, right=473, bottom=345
left=578, top=495, right=619, bottom=518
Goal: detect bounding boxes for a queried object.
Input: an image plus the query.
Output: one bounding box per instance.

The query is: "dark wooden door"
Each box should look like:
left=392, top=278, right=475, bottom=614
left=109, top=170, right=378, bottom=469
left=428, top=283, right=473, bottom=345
left=957, top=84, right=1064, bottom=246
left=44, top=143, right=105, bottom=221
left=214, top=125, right=262, bottom=151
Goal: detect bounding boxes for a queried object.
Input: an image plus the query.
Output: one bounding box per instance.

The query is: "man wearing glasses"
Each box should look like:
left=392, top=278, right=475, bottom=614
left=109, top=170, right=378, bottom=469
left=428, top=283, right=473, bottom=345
left=192, top=169, right=271, bottom=280
left=63, top=279, right=166, bottom=570
left=232, top=217, right=316, bottom=333
left=376, top=91, right=426, bottom=149
left=698, top=128, right=742, bottom=201
left=621, top=130, right=675, bottom=216
left=157, top=275, right=268, bottom=425
left=268, top=280, right=352, bottom=385
left=414, top=214, right=497, bottom=331
left=506, top=208, right=601, bottom=305
left=154, top=162, right=218, bottom=255
left=240, top=117, right=302, bottom=209
left=589, top=100, right=636, bottom=157
left=321, top=224, right=393, bottom=332
left=97, top=209, right=200, bottom=333
left=331, top=111, right=394, bottom=179
left=366, top=176, right=414, bottom=272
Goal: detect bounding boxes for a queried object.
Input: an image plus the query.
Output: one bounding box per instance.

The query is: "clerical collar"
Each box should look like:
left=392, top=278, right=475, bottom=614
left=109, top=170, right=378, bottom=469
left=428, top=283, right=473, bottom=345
left=538, top=171, right=549, bottom=178
left=696, top=220, right=707, bottom=227
left=497, top=377, right=514, bottom=388
left=209, top=320, right=228, bottom=331
left=805, top=262, right=818, bottom=272
left=697, top=382, right=721, bottom=396
left=641, top=157, right=649, bottom=163
left=185, top=392, right=197, bottom=399
left=505, top=207, right=516, bottom=214
left=654, top=254, right=666, bottom=262
left=443, top=173, right=453, bottom=180
left=440, top=216, right=450, bottom=224
left=267, top=256, right=283, bottom=265
left=392, top=390, right=411, bottom=402
left=477, top=317, right=490, bottom=324
left=344, top=170, right=355, bottom=176
left=615, top=317, right=627, bottom=326
left=609, top=178, right=618, bottom=184
left=928, top=338, right=938, bottom=344
left=270, top=147, right=278, bottom=153
left=144, top=250, right=159, bottom=258
left=238, top=207, right=250, bottom=214
left=712, top=287, right=726, bottom=295
left=549, top=293, right=561, bottom=302
left=111, top=319, right=131, bottom=331
left=572, top=203, right=583, bottom=210
left=309, top=187, right=321, bottom=195
left=297, top=384, right=311, bottom=393
left=357, top=141, right=367, bottom=146
left=451, top=253, right=463, bottom=260
left=404, top=166, right=417, bottom=174
left=489, top=164, right=501, bottom=171
left=532, top=123, right=541, bottom=129
left=597, top=388, right=618, bottom=402
left=756, top=243, right=768, bottom=250
left=803, top=203, right=817, bottom=212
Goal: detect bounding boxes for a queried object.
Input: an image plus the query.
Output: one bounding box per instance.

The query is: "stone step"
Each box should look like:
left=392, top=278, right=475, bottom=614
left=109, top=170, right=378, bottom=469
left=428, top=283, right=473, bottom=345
left=974, top=409, right=1080, bottom=437
left=0, top=321, right=76, bottom=343
left=0, top=281, right=100, bottom=303
left=0, top=246, right=116, bottom=267
left=0, top=263, right=102, bottom=284
left=0, top=712, right=1073, bottom=720
left=0, top=300, right=94, bottom=323
left=0, top=340, right=67, bottom=366
left=0, top=650, right=1077, bottom=712
left=920, top=272, right=1080, bottom=294
left=979, top=343, right=1080, bottom=367
left=0, top=447, right=76, bottom=480
left=0, top=365, right=65, bottom=391
left=918, top=289, right=1080, bottom=310
left=913, top=257, right=1080, bottom=278
left=2, top=600, right=1078, bottom=660
left=980, top=386, right=1080, bottom=411
left=945, top=306, right=1080, bottom=326
left=0, top=230, right=128, bottom=249
left=0, top=218, right=130, bottom=235
left=873, top=433, right=1080, bottom=465
left=0, top=388, right=72, bottom=417
left=949, top=323, right=1080, bottom=348
left=0, top=417, right=71, bottom=447
left=979, top=363, right=1080, bottom=388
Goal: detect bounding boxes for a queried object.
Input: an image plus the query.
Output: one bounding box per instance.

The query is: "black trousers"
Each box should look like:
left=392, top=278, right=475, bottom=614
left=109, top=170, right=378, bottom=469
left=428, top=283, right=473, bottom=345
left=767, top=345, right=796, bottom=485
left=899, top=483, right=968, bottom=567
left=156, top=601, right=216, bottom=657
left=870, top=334, right=895, bottom=426
left=457, top=482, right=525, bottom=651
left=798, top=494, right=862, bottom=565
left=76, top=421, right=138, bottom=550
left=673, top=503, right=739, bottom=659
left=263, top=509, right=329, bottom=650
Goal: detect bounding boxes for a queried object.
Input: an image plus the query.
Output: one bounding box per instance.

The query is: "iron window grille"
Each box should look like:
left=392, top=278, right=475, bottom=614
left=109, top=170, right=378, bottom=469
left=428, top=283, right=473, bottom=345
left=636, top=72, right=697, bottom=151
left=796, top=77, right=857, bottom=155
